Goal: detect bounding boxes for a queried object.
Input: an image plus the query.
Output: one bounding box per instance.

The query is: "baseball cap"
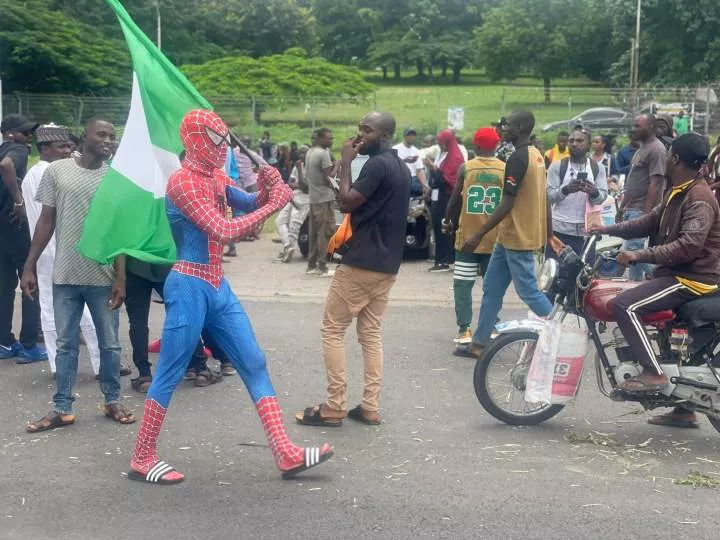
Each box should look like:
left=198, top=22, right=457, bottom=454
left=403, top=128, right=417, bottom=136
left=473, top=127, right=501, bottom=151
left=36, top=124, right=70, bottom=143
left=1, top=114, right=39, bottom=134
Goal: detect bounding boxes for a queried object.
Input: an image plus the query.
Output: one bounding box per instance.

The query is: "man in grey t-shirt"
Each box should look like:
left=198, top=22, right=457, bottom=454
left=619, top=114, right=667, bottom=280
left=22, top=118, right=135, bottom=432
left=305, top=128, right=337, bottom=276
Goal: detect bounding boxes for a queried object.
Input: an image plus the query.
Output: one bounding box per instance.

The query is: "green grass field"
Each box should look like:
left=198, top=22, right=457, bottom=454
left=218, top=71, right=635, bottom=147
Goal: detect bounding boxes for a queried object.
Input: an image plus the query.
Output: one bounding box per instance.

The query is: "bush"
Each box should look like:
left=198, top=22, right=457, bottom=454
left=182, top=51, right=374, bottom=100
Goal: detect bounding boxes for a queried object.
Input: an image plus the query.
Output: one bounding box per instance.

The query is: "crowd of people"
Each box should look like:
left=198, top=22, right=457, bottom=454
left=2, top=102, right=720, bottom=483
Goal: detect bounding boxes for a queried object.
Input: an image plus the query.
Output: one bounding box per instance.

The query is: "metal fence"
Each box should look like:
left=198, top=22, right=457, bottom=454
left=3, top=85, right=719, bottom=138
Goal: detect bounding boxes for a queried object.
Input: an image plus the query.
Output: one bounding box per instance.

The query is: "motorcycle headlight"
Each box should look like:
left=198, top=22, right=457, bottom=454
left=538, top=258, right=558, bottom=292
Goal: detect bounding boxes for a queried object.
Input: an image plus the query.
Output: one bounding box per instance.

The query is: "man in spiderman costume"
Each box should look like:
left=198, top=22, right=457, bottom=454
left=129, top=110, right=333, bottom=484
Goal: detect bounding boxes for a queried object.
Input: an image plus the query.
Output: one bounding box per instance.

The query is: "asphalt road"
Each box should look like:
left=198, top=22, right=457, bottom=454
left=2, top=241, right=720, bottom=539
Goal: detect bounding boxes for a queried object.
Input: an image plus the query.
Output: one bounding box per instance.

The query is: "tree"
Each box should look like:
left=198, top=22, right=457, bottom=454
left=474, top=0, right=570, bottom=102
left=0, top=0, right=130, bottom=94
left=312, top=0, right=372, bottom=63
left=181, top=49, right=374, bottom=122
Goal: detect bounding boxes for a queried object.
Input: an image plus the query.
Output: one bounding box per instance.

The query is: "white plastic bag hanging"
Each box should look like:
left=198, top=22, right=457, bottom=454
left=525, top=320, right=562, bottom=405
left=525, top=320, right=588, bottom=405
left=551, top=325, right=588, bottom=404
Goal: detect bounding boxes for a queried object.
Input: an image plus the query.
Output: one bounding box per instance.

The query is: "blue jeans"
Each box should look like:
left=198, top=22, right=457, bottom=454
left=621, top=209, right=652, bottom=281
left=472, top=244, right=553, bottom=347
left=53, top=285, right=121, bottom=414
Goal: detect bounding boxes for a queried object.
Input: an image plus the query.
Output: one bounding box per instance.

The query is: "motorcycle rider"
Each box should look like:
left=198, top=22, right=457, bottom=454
left=592, top=133, right=720, bottom=394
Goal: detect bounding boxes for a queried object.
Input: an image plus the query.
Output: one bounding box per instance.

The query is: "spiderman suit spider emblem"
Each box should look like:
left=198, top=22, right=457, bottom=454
left=128, top=110, right=333, bottom=484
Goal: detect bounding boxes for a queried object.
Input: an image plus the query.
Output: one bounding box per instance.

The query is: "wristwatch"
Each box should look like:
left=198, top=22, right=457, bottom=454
left=13, top=199, right=24, bottom=207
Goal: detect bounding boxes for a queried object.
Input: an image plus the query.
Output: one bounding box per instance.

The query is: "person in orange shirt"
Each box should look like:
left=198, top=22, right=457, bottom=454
left=544, top=130, right=569, bottom=168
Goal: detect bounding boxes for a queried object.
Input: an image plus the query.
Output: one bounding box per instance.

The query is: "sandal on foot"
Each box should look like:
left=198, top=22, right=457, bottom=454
left=295, top=405, right=343, bottom=427
left=131, top=376, right=153, bottom=393
left=128, top=461, right=184, bottom=485
left=452, top=344, right=476, bottom=358
left=281, top=445, right=335, bottom=480
left=120, top=364, right=132, bottom=377
left=195, top=369, right=222, bottom=387
left=347, top=405, right=381, bottom=425
left=648, top=412, right=699, bottom=428
left=26, top=412, right=75, bottom=433
left=103, top=403, right=136, bottom=425
left=184, top=368, right=197, bottom=381
left=220, top=363, right=236, bottom=376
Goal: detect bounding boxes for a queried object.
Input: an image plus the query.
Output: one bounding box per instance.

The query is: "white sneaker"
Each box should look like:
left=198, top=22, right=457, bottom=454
left=282, top=245, right=295, bottom=263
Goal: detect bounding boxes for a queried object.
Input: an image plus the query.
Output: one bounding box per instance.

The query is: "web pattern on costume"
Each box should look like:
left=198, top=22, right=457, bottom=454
left=257, top=396, right=303, bottom=465
left=132, top=399, right=166, bottom=467
left=167, top=110, right=290, bottom=288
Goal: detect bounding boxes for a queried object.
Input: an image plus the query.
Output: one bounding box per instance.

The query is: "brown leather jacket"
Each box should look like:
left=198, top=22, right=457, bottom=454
left=606, top=179, right=720, bottom=283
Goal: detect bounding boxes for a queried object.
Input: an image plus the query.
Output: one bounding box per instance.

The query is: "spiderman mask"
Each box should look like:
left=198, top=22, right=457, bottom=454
left=180, top=110, right=230, bottom=170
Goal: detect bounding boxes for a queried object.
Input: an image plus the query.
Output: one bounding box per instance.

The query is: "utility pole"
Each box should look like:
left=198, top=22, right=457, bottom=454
left=631, top=0, right=641, bottom=112
left=155, top=1, right=162, bottom=50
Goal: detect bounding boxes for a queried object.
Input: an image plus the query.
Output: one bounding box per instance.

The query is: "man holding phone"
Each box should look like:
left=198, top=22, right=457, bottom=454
left=546, top=128, right=608, bottom=257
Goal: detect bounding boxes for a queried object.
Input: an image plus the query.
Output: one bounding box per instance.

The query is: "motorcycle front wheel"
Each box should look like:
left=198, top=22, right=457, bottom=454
left=474, top=331, right=565, bottom=425
left=706, top=415, right=720, bottom=434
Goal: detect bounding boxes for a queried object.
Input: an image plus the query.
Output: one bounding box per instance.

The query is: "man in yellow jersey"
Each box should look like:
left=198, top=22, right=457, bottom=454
left=592, top=134, right=720, bottom=394
left=462, top=111, right=562, bottom=359
left=544, top=130, right=570, bottom=168
left=443, top=127, right=505, bottom=351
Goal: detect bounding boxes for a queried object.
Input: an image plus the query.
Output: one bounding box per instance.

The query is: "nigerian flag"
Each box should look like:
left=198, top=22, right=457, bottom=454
left=78, top=0, right=211, bottom=264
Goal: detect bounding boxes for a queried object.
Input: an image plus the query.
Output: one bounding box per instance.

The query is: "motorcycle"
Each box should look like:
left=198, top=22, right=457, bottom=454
left=473, top=234, right=720, bottom=433
left=297, top=196, right=433, bottom=260
left=404, top=195, right=433, bottom=259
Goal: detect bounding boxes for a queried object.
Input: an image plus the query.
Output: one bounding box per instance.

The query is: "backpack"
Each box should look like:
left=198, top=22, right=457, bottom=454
left=559, top=157, right=599, bottom=184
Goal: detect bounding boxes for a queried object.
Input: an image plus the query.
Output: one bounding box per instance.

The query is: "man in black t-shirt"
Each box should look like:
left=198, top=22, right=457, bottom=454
left=0, top=114, right=45, bottom=361
left=295, top=112, right=410, bottom=428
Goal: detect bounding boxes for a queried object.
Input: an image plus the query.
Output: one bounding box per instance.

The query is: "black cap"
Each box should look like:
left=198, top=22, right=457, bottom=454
left=403, top=128, right=417, bottom=136
left=491, top=116, right=507, bottom=127
left=1, top=114, right=39, bottom=135
left=671, top=133, right=710, bottom=170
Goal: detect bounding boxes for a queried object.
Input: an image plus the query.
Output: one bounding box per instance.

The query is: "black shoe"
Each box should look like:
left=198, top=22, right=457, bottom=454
left=428, top=264, right=451, bottom=273
left=120, top=364, right=132, bottom=376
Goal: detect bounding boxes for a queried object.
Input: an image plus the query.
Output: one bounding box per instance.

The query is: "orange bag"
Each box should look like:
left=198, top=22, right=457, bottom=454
left=328, top=214, right=352, bottom=256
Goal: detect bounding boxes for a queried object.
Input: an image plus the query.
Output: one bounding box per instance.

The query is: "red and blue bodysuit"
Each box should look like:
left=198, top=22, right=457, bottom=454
left=129, top=110, right=333, bottom=484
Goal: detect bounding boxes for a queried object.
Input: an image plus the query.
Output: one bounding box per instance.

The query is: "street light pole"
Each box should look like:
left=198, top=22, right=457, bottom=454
left=632, top=0, right=641, bottom=107
left=155, top=1, right=162, bottom=50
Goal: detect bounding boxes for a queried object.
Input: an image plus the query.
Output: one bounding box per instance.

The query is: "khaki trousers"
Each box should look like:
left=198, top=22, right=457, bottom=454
left=308, top=201, right=336, bottom=269
left=321, top=264, right=396, bottom=414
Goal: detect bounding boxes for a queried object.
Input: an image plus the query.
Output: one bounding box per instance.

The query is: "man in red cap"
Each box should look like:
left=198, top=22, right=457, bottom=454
left=443, top=127, right=505, bottom=351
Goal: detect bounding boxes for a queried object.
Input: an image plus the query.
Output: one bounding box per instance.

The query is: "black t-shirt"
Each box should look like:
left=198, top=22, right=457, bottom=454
left=0, top=141, right=30, bottom=228
left=342, top=147, right=411, bottom=275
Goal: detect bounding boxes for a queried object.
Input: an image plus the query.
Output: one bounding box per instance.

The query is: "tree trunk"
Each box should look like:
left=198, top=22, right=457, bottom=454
left=452, top=62, right=462, bottom=83
left=543, top=76, right=551, bottom=103
left=393, top=63, right=401, bottom=79
left=381, top=66, right=388, bottom=80
left=428, top=63, right=434, bottom=79
left=416, top=58, right=424, bottom=78
left=441, top=60, right=448, bottom=79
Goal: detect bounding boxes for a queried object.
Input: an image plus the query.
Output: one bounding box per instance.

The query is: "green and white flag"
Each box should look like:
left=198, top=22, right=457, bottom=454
left=78, top=0, right=211, bottom=265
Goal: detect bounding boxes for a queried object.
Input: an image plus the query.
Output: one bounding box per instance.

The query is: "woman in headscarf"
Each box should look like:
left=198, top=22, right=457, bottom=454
left=423, top=129, right=465, bottom=271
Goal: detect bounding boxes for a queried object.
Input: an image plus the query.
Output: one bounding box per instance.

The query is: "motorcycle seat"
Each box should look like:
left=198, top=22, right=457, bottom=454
left=676, top=291, right=720, bottom=327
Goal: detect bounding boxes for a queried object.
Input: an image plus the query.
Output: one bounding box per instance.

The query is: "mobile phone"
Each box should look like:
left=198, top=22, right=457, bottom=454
left=577, top=172, right=588, bottom=181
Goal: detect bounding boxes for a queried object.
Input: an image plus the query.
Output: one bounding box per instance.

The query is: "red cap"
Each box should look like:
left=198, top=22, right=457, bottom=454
left=473, top=127, right=501, bottom=151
